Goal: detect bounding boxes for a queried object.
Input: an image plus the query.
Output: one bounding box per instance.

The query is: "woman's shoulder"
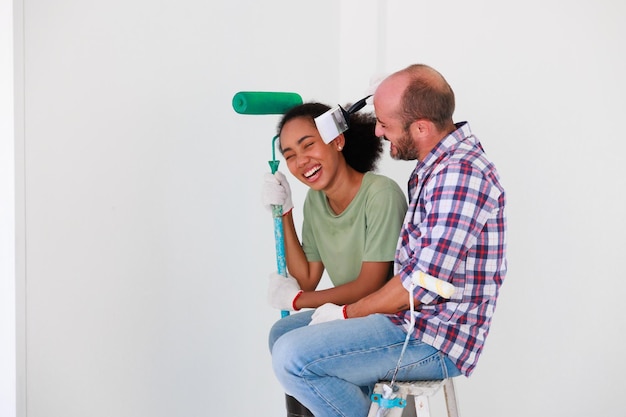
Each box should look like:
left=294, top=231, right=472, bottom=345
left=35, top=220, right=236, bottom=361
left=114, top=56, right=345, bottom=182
left=363, top=172, right=404, bottom=193
left=360, top=172, right=407, bottom=213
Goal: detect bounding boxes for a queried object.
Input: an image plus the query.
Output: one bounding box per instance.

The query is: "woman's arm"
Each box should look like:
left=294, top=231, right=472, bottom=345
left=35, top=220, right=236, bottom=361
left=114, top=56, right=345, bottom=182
left=281, top=210, right=324, bottom=291
left=293, top=261, right=390, bottom=309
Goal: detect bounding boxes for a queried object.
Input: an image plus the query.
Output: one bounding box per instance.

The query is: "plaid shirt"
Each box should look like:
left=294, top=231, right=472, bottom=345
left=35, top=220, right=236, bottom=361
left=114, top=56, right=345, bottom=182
left=389, top=122, right=507, bottom=376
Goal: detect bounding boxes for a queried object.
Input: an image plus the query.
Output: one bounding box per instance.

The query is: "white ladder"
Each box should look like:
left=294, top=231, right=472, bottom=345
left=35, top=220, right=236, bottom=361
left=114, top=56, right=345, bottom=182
left=367, top=379, right=460, bottom=417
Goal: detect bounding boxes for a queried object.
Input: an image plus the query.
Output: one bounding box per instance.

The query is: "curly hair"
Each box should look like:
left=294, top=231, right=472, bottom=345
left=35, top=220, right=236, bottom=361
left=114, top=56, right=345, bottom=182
left=277, top=102, right=383, bottom=173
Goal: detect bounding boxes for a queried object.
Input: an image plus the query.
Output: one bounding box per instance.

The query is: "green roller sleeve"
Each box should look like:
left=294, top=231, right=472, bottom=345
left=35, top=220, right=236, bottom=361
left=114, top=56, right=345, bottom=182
left=232, top=91, right=303, bottom=115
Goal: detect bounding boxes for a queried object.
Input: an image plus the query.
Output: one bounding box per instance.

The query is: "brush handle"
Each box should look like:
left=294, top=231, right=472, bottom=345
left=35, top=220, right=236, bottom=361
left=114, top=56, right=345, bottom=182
left=232, top=91, right=303, bottom=115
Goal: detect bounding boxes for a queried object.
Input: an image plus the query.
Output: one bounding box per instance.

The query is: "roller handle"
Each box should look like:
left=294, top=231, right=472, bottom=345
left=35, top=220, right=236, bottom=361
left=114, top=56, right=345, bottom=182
left=269, top=137, right=289, bottom=318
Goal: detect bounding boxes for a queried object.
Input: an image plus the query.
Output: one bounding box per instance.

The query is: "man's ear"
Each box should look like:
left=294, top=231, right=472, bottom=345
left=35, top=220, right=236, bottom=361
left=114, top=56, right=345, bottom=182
left=409, top=119, right=436, bottom=139
left=408, top=120, right=426, bottom=138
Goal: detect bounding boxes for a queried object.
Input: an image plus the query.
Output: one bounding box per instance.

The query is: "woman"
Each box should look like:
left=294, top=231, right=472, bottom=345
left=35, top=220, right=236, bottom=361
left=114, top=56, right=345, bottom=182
left=263, top=102, right=408, bottom=346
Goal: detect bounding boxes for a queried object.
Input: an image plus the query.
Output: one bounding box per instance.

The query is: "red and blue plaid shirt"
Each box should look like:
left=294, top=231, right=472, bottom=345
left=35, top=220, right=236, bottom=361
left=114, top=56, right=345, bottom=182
left=389, top=122, right=507, bottom=376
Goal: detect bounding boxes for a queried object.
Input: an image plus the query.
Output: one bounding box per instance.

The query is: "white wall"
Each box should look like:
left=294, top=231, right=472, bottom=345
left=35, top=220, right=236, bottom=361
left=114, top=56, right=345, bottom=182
left=368, top=1, right=626, bottom=416
left=9, top=0, right=626, bottom=416
left=1, top=0, right=16, bottom=415
left=16, top=1, right=340, bottom=417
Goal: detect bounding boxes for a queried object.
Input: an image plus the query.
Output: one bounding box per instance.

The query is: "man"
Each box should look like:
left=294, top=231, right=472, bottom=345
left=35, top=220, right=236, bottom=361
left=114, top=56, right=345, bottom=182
left=270, top=64, right=507, bottom=417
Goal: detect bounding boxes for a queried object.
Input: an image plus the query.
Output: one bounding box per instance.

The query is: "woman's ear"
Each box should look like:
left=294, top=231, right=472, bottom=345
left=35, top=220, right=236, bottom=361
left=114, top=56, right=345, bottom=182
left=335, top=134, right=346, bottom=151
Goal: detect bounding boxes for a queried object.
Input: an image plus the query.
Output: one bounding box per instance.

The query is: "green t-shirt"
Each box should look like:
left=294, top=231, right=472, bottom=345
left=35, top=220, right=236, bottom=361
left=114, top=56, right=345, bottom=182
left=301, top=172, right=408, bottom=287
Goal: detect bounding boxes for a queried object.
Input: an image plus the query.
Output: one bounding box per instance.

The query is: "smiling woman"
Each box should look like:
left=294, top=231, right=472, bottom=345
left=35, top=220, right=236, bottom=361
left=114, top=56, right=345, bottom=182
left=261, top=101, right=408, bottom=416
left=264, top=101, right=407, bottom=308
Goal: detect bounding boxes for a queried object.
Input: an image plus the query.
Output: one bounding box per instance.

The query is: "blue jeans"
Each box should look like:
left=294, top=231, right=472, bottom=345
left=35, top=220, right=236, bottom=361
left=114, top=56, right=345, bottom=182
left=269, top=312, right=461, bottom=417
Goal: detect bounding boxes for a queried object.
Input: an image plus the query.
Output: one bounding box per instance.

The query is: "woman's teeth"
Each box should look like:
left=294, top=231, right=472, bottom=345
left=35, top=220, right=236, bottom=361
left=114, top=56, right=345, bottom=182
left=304, top=165, right=321, bottom=178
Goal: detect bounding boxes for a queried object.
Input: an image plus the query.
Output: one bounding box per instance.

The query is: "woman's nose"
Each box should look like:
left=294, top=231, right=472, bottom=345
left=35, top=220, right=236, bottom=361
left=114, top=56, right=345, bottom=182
left=296, top=153, right=309, bottom=168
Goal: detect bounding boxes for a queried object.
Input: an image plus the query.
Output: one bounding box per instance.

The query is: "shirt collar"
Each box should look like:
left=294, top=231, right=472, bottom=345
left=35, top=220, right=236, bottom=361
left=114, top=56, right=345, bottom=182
left=414, top=121, right=474, bottom=174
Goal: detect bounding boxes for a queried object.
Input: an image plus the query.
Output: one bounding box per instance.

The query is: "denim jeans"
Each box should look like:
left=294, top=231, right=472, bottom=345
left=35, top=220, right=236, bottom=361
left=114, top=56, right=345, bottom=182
left=269, top=311, right=461, bottom=417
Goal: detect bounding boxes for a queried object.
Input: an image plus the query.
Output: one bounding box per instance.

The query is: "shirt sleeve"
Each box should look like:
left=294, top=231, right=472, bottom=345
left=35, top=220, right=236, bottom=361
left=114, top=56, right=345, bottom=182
left=398, top=160, right=502, bottom=303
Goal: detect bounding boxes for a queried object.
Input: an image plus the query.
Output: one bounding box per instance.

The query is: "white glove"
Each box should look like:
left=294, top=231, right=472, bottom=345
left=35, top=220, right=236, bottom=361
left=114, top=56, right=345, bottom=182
left=267, top=271, right=302, bottom=311
left=309, top=303, right=346, bottom=325
left=262, top=171, right=293, bottom=214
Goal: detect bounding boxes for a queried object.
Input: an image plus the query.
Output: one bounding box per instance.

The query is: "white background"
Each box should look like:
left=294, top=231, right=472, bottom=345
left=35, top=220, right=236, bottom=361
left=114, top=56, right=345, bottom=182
left=2, top=1, right=626, bottom=416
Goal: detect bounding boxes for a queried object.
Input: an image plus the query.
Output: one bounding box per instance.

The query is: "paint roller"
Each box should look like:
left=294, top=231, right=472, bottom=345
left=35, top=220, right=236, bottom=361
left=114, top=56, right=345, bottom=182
left=232, top=91, right=303, bottom=318
left=232, top=91, right=303, bottom=115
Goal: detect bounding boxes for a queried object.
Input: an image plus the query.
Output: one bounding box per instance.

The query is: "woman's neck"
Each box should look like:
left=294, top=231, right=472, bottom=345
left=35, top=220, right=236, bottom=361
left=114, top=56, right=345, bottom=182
left=325, top=168, right=365, bottom=215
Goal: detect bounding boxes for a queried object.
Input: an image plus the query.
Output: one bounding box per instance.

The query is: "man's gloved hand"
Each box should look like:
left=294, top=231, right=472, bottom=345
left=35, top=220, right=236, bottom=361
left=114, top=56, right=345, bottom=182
left=262, top=171, right=293, bottom=214
left=309, top=303, right=347, bottom=325
left=267, top=271, right=303, bottom=311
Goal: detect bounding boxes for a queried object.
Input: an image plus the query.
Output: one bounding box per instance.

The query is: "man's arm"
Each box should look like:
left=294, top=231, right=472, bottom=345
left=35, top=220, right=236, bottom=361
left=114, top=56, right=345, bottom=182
left=344, top=275, right=415, bottom=318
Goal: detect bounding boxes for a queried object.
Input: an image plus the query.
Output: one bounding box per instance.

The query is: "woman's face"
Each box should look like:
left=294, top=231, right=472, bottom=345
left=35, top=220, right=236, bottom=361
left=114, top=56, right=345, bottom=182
left=279, top=117, right=340, bottom=190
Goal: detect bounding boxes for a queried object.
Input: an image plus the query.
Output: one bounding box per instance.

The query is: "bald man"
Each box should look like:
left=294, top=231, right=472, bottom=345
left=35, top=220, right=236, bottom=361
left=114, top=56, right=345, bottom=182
left=270, top=64, right=507, bottom=417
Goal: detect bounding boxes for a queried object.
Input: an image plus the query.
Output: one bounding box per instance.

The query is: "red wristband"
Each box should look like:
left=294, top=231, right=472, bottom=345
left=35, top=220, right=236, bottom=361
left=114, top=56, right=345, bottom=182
left=292, top=290, right=304, bottom=311
left=282, top=207, right=293, bottom=217
left=342, top=304, right=348, bottom=319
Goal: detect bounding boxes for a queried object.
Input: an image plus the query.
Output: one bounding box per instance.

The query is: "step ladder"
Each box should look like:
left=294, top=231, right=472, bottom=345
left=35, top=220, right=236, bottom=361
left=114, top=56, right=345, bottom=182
left=367, top=379, right=460, bottom=417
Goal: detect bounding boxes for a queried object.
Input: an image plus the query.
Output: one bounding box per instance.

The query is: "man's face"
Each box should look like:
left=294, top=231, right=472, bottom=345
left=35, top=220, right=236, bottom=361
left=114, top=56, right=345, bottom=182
left=374, top=76, right=417, bottom=161
left=387, top=128, right=419, bottom=161
left=374, top=92, right=419, bottom=161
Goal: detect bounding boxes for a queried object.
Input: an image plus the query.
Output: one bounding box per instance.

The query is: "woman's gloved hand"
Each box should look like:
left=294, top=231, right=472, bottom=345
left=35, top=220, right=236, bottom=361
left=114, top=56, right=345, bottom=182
left=262, top=171, right=293, bottom=215
left=267, top=271, right=303, bottom=311
left=308, top=303, right=347, bottom=325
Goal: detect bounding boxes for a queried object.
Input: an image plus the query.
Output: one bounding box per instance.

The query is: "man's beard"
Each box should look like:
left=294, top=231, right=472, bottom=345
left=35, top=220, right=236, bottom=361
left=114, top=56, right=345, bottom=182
left=390, top=130, right=419, bottom=161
